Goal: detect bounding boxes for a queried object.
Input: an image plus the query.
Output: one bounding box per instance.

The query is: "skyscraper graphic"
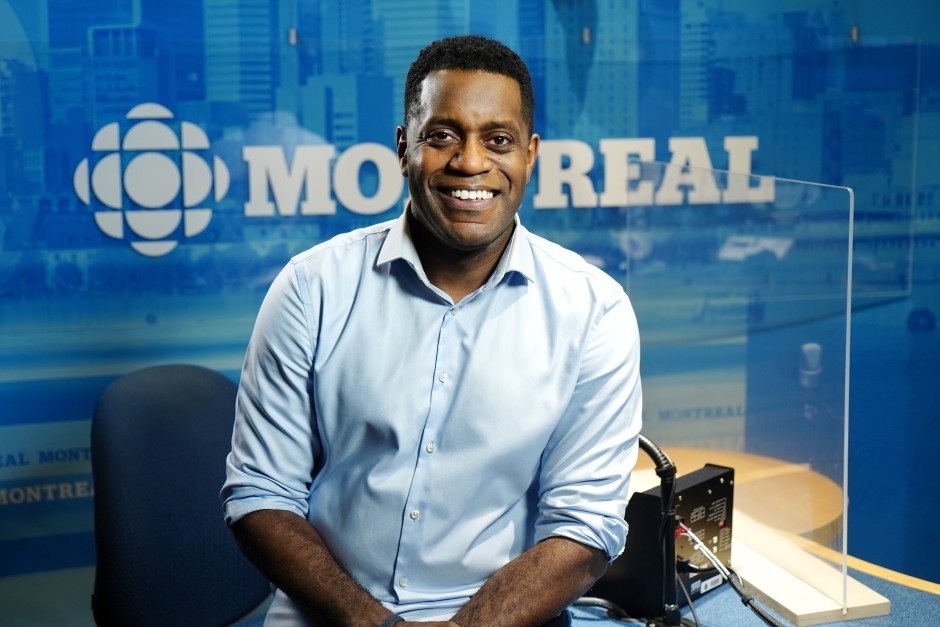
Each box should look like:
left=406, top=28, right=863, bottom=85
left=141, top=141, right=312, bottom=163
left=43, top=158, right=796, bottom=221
left=517, top=0, right=548, bottom=136
left=0, top=59, right=46, bottom=191
left=47, top=0, right=136, bottom=126
left=678, top=0, right=714, bottom=130
left=539, top=1, right=641, bottom=142
left=205, top=0, right=277, bottom=120
left=48, top=0, right=134, bottom=50
left=637, top=0, right=680, bottom=138
left=140, top=0, right=205, bottom=103
left=88, top=24, right=161, bottom=126
left=272, top=0, right=392, bottom=158
left=469, top=0, right=518, bottom=49
left=48, top=0, right=205, bottom=126
left=372, top=0, right=468, bottom=125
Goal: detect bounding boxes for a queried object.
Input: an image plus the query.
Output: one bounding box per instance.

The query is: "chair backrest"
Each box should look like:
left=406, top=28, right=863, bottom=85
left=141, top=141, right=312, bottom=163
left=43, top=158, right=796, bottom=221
left=91, top=364, right=270, bottom=627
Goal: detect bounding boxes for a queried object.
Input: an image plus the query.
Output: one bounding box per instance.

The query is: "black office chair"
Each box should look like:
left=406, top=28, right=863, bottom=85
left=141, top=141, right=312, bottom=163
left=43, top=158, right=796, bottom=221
left=90, top=364, right=271, bottom=627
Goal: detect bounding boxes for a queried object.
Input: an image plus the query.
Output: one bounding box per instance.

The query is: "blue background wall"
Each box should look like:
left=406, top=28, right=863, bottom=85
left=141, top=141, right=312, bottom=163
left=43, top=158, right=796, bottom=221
left=1, top=0, right=938, bottom=604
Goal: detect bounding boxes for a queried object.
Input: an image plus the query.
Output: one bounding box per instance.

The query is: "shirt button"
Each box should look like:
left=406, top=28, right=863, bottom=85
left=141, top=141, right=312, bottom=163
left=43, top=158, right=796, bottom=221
left=399, top=576, right=409, bottom=587
left=425, top=442, right=436, bottom=453
left=438, top=372, right=448, bottom=383
left=409, top=509, right=421, bottom=520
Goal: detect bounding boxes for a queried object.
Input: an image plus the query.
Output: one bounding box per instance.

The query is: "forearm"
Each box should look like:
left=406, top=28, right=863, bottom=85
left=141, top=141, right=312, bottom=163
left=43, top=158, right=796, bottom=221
left=450, top=536, right=608, bottom=626
left=230, top=509, right=393, bottom=627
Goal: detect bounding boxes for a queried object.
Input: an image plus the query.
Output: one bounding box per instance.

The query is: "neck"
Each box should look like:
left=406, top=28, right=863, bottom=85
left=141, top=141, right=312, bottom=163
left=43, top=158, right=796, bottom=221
left=408, top=215, right=513, bottom=302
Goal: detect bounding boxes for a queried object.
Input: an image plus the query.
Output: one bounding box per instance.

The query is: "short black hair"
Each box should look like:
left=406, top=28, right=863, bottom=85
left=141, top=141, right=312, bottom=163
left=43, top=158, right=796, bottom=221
left=404, top=35, right=535, bottom=135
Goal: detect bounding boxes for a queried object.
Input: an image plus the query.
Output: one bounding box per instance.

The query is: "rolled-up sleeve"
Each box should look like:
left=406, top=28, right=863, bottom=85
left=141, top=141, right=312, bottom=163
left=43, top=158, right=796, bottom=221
left=221, top=261, right=320, bottom=526
left=533, top=290, right=642, bottom=561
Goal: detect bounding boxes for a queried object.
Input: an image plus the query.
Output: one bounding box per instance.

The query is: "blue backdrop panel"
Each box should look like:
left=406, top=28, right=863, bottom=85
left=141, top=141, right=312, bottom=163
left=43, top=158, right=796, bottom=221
left=0, top=0, right=938, bottom=584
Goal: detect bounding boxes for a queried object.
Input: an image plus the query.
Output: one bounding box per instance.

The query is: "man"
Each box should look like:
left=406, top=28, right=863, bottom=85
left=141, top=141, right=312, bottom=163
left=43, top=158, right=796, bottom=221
left=222, top=35, right=642, bottom=626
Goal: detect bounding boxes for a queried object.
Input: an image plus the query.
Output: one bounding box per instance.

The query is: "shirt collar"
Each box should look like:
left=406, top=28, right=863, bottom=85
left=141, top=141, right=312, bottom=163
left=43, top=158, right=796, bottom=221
left=376, top=208, right=420, bottom=269
left=377, top=204, right=536, bottom=286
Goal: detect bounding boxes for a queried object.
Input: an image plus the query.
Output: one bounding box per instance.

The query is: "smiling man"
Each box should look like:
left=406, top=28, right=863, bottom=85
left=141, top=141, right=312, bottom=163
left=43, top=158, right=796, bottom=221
left=399, top=67, right=536, bottom=302
left=222, top=35, right=642, bottom=627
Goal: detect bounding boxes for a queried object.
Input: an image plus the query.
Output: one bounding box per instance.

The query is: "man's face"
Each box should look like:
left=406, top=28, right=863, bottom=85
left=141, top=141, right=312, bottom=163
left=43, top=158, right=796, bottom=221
left=397, top=70, right=539, bottom=256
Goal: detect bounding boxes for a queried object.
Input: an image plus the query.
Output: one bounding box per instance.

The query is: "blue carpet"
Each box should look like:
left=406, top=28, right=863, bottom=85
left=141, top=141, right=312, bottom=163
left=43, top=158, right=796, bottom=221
left=570, top=568, right=939, bottom=626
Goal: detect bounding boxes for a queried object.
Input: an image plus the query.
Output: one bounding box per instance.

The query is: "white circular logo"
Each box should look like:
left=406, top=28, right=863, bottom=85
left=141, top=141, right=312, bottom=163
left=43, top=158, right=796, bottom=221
left=73, top=103, right=230, bottom=257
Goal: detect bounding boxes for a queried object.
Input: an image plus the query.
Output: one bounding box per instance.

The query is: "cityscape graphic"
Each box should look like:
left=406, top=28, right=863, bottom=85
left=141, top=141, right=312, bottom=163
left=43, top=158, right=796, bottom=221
left=0, top=0, right=938, bottom=586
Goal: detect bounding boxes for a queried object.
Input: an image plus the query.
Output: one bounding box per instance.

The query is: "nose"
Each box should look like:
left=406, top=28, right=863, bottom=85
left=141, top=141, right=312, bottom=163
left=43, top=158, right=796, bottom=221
left=449, top=137, right=492, bottom=174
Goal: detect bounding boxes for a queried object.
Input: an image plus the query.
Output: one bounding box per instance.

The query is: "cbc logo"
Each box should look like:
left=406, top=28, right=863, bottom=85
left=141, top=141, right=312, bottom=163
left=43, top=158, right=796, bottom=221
left=73, top=102, right=230, bottom=257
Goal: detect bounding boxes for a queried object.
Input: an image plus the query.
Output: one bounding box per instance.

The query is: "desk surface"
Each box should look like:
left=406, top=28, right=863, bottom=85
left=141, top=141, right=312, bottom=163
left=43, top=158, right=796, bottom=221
left=631, top=446, right=844, bottom=544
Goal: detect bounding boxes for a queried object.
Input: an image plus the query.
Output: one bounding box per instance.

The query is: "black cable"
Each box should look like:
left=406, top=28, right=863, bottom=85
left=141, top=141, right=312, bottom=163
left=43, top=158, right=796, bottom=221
left=637, top=434, right=680, bottom=625
left=676, top=575, right=701, bottom=627
left=576, top=596, right=700, bottom=627
left=572, top=597, right=635, bottom=623
left=678, top=522, right=789, bottom=627
left=638, top=434, right=675, bottom=474
left=725, top=568, right=787, bottom=627
left=676, top=557, right=718, bottom=575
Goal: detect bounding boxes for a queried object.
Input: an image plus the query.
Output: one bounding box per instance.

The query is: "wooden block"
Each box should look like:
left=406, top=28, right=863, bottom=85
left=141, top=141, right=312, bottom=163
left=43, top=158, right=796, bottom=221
left=730, top=514, right=890, bottom=626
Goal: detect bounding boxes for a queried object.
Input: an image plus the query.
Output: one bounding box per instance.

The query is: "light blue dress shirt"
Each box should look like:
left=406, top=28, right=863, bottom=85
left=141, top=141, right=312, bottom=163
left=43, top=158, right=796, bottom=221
left=222, top=211, right=642, bottom=623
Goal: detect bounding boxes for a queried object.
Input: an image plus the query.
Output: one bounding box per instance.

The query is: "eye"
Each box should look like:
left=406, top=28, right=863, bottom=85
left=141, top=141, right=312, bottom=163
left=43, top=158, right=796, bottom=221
left=423, top=129, right=458, bottom=146
left=486, top=134, right=515, bottom=152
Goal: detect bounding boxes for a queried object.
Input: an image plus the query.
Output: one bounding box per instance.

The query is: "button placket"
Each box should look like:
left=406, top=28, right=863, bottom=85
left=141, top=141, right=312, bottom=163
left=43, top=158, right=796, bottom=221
left=393, top=308, right=457, bottom=599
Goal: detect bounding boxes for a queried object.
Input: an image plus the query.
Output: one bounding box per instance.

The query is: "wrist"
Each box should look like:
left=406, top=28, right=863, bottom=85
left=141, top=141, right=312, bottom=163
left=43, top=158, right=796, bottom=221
left=379, top=613, right=404, bottom=627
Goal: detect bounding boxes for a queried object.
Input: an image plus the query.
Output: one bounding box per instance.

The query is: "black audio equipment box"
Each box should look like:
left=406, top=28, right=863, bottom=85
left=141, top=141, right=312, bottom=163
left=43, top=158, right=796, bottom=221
left=587, top=463, right=735, bottom=621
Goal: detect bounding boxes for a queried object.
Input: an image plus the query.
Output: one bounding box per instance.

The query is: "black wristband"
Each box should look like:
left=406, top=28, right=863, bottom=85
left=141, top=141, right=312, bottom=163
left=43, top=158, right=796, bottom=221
left=380, top=613, right=405, bottom=627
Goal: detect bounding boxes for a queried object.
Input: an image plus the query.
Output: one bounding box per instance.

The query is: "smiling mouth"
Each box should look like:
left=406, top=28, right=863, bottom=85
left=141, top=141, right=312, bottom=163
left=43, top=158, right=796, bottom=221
left=448, top=189, right=496, bottom=201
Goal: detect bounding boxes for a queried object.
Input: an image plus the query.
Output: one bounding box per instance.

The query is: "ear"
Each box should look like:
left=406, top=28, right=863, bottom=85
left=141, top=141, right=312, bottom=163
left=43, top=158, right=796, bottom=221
left=524, top=133, right=540, bottom=184
left=396, top=125, right=408, bottom=176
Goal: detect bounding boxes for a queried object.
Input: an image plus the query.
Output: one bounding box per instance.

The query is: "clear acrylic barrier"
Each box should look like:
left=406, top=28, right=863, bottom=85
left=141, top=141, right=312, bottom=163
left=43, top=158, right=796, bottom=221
left=541, top=161, right=858, bottom=618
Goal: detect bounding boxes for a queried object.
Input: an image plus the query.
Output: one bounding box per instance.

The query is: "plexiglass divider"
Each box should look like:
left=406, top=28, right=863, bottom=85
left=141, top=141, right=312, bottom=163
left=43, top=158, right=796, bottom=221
left=542, top=161, right=887, bottom=622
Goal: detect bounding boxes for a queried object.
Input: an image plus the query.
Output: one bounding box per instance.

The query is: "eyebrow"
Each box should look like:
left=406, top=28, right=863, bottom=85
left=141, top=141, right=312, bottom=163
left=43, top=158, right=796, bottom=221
left=424, top=117, right=523, bottom=135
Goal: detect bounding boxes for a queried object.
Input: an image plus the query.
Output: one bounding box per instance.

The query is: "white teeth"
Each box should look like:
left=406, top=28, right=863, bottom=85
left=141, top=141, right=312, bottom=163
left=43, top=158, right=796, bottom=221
left=450, top=189, right=494, bottom=200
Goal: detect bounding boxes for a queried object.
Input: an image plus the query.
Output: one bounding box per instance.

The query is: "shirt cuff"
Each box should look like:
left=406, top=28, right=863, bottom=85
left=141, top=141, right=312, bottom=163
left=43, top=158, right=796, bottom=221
left=534, top=513, right=629, bottom=562
left=222, top=492, right=307, bottom=527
